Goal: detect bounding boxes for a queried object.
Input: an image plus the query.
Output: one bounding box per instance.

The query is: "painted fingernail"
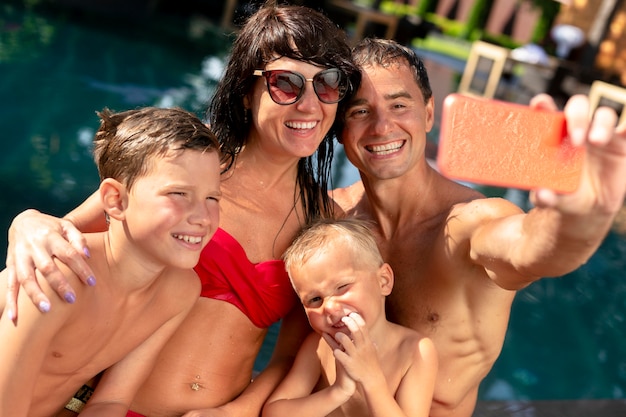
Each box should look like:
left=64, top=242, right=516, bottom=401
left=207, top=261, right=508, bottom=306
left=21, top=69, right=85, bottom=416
left=64, top=292, right=76, bottom=304
left=87, top=276, right=96, bottom=286
left=83, top=247, right=91, bottom=258
left=39, top=301, right=51, bottom=313
left=7, top=309, right=15, bottom=321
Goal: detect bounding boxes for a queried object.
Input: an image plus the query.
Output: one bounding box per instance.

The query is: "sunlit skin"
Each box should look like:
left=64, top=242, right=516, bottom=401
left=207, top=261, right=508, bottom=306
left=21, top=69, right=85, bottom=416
left=117, top=150, right=222, bottom=271
left=291, top=244, right=391, bottom=339
left=129, top=58, right=343, bottom=416
left=333, top=60, right=626, bottom=417
left=336, top=63, right=524, bottom=417
left=1, top=56, right=343, bottom=416
left=264, top=238, right=437, bottom=417
left=340, top=64, right=434, bottom=183
left=244, top=57, right=339, bottom=164
left=0, top=149, right=219, bottom=417
left=6, top=36, right=625, bottom=416
left=3, top=0, right=361, bottom=413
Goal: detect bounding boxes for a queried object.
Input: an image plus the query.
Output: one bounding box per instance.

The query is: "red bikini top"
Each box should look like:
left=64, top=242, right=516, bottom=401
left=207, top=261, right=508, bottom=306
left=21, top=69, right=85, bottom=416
left=194, top=228, right=297, bottom=328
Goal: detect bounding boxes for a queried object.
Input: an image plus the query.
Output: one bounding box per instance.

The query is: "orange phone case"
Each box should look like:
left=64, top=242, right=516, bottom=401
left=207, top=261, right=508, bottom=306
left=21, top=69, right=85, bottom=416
left=437, top=94, right=585, bottom=193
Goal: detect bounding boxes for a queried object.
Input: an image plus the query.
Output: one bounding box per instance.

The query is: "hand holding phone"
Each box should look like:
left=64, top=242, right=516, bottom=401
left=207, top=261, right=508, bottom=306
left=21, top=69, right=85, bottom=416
left=437, top=94, right=585, bottom=193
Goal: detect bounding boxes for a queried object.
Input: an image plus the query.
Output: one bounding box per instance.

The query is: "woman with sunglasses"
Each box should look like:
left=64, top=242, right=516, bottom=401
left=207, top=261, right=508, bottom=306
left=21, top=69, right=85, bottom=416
left=4, top=2, right=360, bottom=416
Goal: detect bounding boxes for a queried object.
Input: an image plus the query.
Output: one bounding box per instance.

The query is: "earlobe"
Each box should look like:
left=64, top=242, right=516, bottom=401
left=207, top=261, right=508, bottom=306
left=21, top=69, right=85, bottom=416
left=100, top=178, right=127, bottom=221
left=379, top=263, right=394, bottom=296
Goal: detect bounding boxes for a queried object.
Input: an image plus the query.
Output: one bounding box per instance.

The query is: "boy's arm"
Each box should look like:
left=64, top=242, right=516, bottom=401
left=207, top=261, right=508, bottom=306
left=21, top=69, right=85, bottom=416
left=263, top=333, right=352, bottom=417
left=79, top=281, right=199, bottom=417
left=468, top=94, right=626, bottom=290
left=394, top=338, right=438, bottom=417
left=5, top=191, right=103, bottom=319
left=0, top=268, right=70, bottom=417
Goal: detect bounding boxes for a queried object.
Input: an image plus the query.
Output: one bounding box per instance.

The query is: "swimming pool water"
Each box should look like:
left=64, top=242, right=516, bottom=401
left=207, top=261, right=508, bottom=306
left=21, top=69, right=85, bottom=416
left=1, top=1, right=232, bottom=245
left=2, top=2, right=625, bottom=403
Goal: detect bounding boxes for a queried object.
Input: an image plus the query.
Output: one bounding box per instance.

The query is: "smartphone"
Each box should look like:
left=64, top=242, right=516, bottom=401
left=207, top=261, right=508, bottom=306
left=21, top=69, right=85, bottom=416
left=437, top=93, right=585, bottom=193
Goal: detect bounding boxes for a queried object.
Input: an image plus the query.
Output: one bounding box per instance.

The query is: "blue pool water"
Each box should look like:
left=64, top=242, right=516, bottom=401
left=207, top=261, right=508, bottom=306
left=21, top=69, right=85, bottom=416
left=2, top=2, right=625, bottom=404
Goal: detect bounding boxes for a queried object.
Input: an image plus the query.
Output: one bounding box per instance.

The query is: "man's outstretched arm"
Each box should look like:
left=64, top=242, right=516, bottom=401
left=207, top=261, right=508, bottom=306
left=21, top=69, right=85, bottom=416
left=470, top=94, right=626, bottom=290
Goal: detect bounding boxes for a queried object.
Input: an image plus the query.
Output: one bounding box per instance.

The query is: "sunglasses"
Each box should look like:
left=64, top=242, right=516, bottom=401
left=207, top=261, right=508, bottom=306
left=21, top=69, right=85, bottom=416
left=253, top=68, right=349, bottom=105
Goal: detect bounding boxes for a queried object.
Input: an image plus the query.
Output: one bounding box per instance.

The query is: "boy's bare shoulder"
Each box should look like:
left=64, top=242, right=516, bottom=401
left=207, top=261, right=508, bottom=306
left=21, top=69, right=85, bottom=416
left=391, top=320, right=428, bottom=343
left=403, top=326, right=437, bottom=366
left=385, top=322, right=437, bottom=371
left=158, top=268, right=201, bottom=305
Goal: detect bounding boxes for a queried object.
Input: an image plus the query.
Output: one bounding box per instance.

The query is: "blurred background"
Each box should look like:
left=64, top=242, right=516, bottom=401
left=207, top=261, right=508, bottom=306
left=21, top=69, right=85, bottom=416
left=1, top=0, right=625, bottom=411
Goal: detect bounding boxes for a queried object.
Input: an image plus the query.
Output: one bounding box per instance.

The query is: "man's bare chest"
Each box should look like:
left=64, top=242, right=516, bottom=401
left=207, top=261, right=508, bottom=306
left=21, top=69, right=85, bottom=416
left=379, top=238, right=447, bottom=327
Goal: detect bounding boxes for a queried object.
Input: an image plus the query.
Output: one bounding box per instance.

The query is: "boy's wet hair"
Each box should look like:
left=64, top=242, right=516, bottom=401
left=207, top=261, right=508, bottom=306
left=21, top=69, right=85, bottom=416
left=93, top=107, right=219, bottom=190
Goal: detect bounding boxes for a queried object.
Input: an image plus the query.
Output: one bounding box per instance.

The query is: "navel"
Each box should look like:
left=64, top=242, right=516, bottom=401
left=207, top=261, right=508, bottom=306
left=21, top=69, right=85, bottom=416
left=190, top=375, right=203, bottom=391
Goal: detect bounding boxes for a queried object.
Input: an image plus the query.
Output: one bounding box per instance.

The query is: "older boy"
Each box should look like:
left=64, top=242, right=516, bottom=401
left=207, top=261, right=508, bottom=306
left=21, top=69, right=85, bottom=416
left=0, top=107, right=221, bottom=416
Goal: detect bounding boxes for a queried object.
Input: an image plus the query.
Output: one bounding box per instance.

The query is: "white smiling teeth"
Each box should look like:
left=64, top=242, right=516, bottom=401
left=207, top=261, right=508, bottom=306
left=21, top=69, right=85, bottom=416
left=368, top=140, right=403, bottom=155
left=174, top=234, right=202, bottom=244
left=286, top=121, right=317, bottom=129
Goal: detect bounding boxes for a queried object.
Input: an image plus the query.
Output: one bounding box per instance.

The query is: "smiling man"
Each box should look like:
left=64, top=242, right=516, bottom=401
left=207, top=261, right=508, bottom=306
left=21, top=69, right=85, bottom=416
left=332, top=38, right=626, bottom=417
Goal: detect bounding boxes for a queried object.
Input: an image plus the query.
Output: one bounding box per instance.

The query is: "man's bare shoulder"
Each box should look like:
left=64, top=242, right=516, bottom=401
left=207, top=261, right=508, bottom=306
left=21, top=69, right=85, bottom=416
left=331, top=181, right=367, bottom=216
left=445, top=195, right=525, bottom=243
left=449, top=196, right=523, bottom=222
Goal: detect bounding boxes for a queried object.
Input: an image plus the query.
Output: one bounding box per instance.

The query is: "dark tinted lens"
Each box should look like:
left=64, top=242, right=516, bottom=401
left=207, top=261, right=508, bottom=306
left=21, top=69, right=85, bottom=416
left=313, top=69, right=347, bottom=104
left=268, top=71, right=305, bottom=104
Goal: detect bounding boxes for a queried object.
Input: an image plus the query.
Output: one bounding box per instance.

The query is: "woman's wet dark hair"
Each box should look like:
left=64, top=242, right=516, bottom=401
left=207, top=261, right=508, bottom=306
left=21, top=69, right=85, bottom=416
left=208, top=1, right=361, bottom=223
